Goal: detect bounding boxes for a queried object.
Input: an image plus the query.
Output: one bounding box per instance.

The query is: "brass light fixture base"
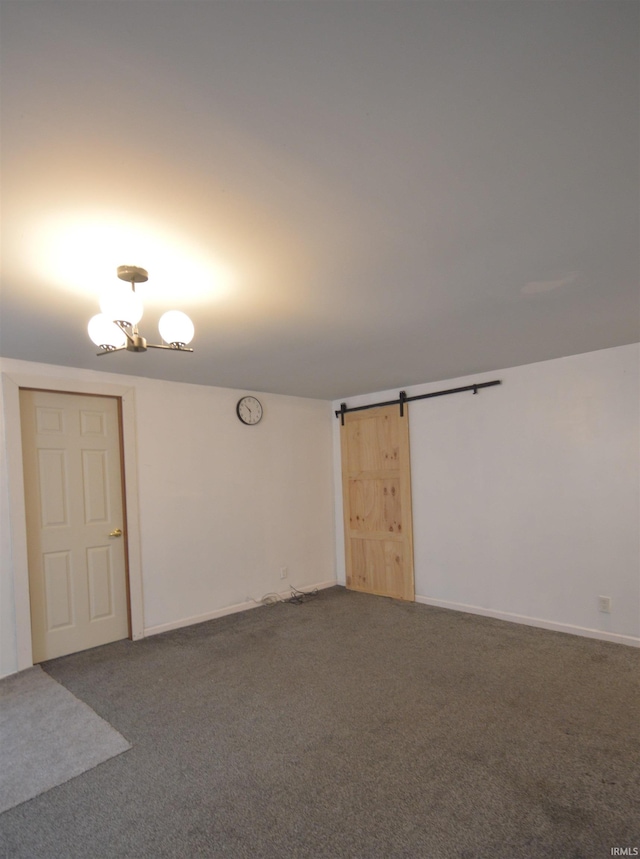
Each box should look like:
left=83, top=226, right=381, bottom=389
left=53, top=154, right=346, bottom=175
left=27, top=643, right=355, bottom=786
left=117, top=265, right=148, bottom=284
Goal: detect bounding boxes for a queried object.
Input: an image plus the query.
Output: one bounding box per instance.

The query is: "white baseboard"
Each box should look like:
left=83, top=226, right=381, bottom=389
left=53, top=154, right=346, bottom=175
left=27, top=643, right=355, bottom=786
left=414, top=594, right=640, bottom=648
left=144, top=579, right=338, bottom=638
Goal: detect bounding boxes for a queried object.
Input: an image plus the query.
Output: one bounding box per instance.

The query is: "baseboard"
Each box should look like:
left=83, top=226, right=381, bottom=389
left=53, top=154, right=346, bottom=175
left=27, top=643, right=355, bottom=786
left=144, top=579, right=338, bottom=638
left=414, top=595, right=640, bottom=648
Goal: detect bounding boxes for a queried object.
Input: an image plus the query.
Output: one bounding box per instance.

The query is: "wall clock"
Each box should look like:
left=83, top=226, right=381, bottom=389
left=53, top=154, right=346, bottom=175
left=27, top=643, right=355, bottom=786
left=236, top=396, right=263, bottom=425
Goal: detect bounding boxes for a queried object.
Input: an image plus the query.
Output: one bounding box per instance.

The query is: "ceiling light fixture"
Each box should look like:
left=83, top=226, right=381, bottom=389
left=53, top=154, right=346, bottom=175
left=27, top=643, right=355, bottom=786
left=88, top=266, right=194, bottom=355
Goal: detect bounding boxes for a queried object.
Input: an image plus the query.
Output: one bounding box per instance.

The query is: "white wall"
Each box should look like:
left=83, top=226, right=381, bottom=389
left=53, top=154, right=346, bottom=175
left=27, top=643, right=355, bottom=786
left=3, top=344, right=637, bottom=678
left=333, top=344, right=640, bottom=646
left=1, top=358, right=336, bottom=677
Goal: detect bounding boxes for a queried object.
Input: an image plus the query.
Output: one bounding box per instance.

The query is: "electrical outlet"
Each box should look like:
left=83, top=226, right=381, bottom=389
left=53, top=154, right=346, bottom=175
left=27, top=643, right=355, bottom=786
left=280, top=566, right=288, bottom=580
left=598, top=596, right=612, bottom=613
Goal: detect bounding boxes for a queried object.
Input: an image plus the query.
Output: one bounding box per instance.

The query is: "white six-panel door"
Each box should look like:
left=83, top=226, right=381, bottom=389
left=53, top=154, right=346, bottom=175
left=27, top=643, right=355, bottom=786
left=19, top=390, right=130, bottom=662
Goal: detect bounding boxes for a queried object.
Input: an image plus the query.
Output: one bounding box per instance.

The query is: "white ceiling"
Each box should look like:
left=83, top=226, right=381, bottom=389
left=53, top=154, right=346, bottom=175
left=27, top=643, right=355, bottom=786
left=1, top=1, right=638, bottom=400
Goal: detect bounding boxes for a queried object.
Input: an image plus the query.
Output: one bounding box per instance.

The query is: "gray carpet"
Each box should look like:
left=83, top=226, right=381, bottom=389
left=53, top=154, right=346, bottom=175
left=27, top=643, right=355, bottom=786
left=0, top=587, right=638, bottom=858
left=0, top=665, right=131, bottom=814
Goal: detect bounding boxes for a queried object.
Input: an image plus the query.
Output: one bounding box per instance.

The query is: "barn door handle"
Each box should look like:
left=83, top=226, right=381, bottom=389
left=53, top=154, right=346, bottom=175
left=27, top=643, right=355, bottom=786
left=109, top=528, right=123, bottom=537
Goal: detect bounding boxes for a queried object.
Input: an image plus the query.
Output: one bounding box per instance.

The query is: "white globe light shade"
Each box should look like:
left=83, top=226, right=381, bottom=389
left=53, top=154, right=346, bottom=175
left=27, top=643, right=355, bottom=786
left=99, top=287, right=143, bottom=326
left=159, top=310, right=194, bottom=345
left=88, top=314, right=127, bottom=348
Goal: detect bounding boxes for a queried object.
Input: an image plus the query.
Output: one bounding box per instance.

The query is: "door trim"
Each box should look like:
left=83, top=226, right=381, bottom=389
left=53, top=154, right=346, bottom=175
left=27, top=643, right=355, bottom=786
left=2, top=372, right=145, bottom=671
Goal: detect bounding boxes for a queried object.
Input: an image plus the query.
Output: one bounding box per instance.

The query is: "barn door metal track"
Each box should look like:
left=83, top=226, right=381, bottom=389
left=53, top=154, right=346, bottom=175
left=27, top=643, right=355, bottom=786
left=335, top=380, right=501, bottom=424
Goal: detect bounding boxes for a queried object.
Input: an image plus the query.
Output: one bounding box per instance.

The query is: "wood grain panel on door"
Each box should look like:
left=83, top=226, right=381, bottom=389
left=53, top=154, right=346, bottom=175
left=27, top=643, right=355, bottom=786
left=19, top=390, right=130, bottom=662
left=340, top=404, right=415, bottom=601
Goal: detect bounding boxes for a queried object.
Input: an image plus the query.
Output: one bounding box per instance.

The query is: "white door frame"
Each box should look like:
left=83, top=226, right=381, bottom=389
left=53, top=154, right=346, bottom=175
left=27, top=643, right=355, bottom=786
left=2, top=371, right=145, bottom=671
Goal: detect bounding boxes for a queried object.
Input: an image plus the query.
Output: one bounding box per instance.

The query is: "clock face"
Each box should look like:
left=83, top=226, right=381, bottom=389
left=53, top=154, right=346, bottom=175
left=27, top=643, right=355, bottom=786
left=236, top=396, right=263, bottom=425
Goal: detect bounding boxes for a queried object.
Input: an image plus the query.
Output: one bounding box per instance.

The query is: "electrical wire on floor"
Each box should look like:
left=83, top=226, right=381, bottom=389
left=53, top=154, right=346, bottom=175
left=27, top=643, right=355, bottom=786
left=287, top=585, right=319, bottom=605
left=252, top=586, right=320, bottom=607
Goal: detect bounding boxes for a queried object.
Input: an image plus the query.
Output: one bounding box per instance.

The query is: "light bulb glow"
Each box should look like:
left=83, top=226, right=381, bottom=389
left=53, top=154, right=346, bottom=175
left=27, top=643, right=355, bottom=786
left=30, top=211, right=234, bottom=304
left=99, top=287, right=143, bottom=326
left=158, top=310, right=194, bottom=345
left=88, top=314, right=127, bottom=348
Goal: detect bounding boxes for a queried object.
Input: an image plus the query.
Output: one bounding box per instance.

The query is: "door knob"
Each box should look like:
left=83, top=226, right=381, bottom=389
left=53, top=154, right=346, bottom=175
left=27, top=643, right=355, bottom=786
left=109, top=528, right=123, bottom=537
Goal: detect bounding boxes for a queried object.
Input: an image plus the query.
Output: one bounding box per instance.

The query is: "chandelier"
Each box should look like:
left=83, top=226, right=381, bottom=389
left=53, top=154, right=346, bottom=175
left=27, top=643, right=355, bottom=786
left=88, top=266, right=194, bottom=355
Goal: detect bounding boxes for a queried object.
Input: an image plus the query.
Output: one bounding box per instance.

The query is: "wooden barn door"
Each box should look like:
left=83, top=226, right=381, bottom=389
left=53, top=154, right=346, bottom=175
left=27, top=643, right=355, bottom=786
left=340, top=404, right=414, bottom=601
